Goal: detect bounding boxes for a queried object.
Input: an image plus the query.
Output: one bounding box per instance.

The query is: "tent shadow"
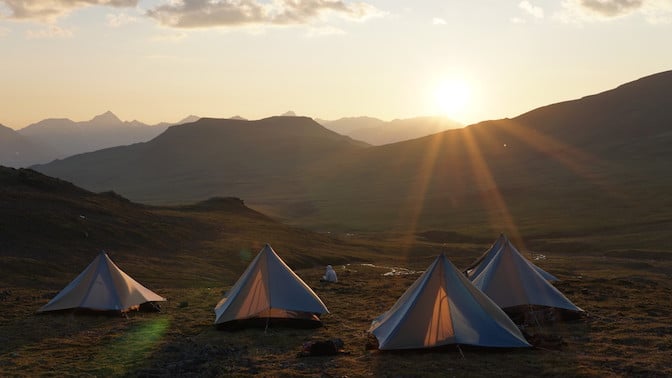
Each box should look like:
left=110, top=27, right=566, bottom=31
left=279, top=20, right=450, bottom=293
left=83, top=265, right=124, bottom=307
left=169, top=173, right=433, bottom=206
left=35, top=301, right=163, bottom=318
left=504, top=305, right=586, bottom=325
left=215, top=316, right=323, bottom=331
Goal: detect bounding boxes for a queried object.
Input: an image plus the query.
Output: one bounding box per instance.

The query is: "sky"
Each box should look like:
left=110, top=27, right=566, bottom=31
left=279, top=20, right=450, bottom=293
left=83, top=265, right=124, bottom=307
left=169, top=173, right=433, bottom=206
left=1, top=0, right=671, bottom=129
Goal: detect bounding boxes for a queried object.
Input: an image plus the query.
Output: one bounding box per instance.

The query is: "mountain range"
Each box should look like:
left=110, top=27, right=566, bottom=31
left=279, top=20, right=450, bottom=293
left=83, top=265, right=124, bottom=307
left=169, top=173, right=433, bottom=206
left=0, top=112, right=199, bottom=168
left=0, top=111, right=461, bottom=167
left=29, top=70, right=672, bottom=248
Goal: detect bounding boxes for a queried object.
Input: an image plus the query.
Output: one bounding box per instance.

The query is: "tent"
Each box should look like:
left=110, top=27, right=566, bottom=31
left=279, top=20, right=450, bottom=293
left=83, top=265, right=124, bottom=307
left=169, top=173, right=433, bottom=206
left=466, top=234, right=558, bottom=282
left=470, top=241, right=583, bottom=312
left=368, top=254, right=531, bottom=350
left=38, top=252, right=165, bottom=313
left=214, top=244, right=329, bottom=328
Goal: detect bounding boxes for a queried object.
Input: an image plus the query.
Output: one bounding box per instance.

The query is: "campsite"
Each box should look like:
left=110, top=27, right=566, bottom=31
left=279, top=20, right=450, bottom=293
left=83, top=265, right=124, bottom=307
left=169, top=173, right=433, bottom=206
left=0, top=165, right=670, bottom=376
left=1, top=246, right=671, bottom=376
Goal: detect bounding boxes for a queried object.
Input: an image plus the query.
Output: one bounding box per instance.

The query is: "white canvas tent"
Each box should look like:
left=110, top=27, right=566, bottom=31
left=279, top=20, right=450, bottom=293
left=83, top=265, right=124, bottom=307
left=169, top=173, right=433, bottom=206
left=466, top=234, right=558, bottom=282
left=214, top=244, right=329, bottom=327
left=38, top=252, right=165, bottom=313
left=471, top=241, right=583, bottom=312
left=368, top=254, right=531, bottom=350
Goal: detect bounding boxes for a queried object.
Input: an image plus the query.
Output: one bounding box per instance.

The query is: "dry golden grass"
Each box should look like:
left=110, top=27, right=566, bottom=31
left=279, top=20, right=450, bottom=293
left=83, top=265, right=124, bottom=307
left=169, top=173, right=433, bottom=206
left=1, top=249, right=671, bottom=377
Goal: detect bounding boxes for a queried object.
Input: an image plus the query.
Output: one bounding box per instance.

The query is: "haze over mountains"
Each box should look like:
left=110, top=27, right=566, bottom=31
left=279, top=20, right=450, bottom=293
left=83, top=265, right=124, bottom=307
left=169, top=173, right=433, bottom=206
left=317, top=116, right=462, bottom=145
left=0, top=112, right=199, bottom=168
left=0, top=124, right=55, bottom=167
left=280, top=111, right=462, bottom=145
left=26, top=70, right=672, bottom=245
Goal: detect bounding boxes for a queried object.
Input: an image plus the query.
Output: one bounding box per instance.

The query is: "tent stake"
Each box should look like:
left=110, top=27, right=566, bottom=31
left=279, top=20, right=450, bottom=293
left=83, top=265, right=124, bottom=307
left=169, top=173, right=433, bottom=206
left=457, top=345, right=465, bottom=359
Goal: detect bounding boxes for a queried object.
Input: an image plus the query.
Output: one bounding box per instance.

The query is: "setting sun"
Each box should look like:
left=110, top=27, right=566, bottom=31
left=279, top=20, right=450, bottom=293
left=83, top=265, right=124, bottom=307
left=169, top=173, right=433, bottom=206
left=434, top=79, right=471, bottom=117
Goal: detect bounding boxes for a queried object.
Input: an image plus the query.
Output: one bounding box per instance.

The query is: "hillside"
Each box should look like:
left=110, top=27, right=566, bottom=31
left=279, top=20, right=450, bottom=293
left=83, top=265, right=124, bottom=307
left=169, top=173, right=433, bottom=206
left=32, top=71, right=672, bottom=249
left=300, top=71, right=672, bottom=246
left=0, top=166, right=376, bottom=288
left=318, top=116, right=462, bottom=145
left=1, top=169, right=670, bottom=376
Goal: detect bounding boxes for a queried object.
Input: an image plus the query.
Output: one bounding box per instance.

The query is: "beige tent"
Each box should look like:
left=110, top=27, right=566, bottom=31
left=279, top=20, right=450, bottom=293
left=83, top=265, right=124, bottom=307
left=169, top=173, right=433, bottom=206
left=368, top=254, right=531, bottom=350
left=214, top=244, right=329, bottom=327
left=471, top=241, right=583, bottom=312
left=39, top=252, right=165, bottom=313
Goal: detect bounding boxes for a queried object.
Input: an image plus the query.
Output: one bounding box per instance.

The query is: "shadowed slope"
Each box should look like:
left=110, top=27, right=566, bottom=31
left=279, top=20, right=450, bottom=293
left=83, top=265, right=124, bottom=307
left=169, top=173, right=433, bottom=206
left=301, top=70, right=672, bottom=242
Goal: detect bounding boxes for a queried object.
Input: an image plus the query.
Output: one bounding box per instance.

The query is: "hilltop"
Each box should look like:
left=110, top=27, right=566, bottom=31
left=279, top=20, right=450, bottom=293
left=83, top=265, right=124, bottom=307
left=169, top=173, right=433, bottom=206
left=33, top=116, right=368, bottom=206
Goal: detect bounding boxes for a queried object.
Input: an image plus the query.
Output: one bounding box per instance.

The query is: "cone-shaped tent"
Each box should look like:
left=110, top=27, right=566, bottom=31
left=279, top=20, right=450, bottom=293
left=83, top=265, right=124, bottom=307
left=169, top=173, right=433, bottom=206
left=471, top=242, right=583, bottom=312
left=38, top=252, right=165, bottom=313
left=466, top=234, right=558, bottom=282
left=368, top=254, right=531, bottom=350
left=214, top=244, right=329, bottom=327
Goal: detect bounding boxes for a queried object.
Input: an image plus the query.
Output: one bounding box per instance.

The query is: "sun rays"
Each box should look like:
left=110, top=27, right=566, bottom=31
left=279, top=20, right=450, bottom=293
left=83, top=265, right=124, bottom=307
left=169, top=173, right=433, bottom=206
left=395, top=115, right=616, bottom=255
left=395, top=132, right=447, bottom=252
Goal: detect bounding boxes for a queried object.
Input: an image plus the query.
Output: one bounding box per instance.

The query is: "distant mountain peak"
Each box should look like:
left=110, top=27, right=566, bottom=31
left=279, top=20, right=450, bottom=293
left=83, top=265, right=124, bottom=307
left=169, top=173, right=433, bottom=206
left=177, top=115, right=200, bottom=124
left=88, top=111, right=122, bottom=126
left=280, top=111, right=297, bottom=117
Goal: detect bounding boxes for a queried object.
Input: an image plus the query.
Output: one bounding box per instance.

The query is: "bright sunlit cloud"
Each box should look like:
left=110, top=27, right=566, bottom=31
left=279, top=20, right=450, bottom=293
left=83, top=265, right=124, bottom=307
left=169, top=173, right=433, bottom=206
left=557, top=0, right=672, bottom=23
left=0, top=0, right=138, bottom=21
left=519, top=1, right=544, bottom=19
left=145, top=0, right=383, bottom=28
